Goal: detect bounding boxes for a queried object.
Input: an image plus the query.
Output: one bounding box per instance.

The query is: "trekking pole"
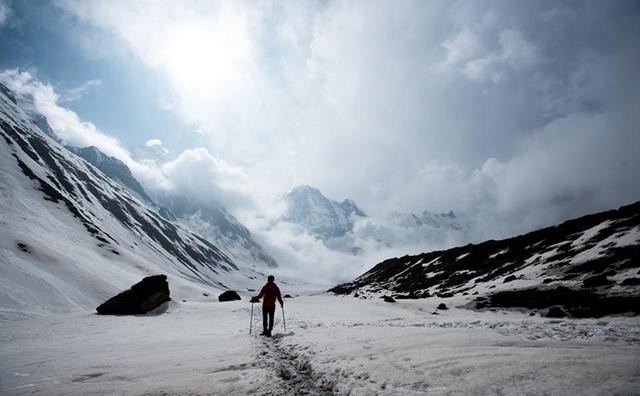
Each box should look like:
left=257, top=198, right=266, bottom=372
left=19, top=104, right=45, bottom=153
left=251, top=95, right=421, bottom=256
left=281, top=304, right=287, bottom=332
left=249, top=302, right=254, bottom=335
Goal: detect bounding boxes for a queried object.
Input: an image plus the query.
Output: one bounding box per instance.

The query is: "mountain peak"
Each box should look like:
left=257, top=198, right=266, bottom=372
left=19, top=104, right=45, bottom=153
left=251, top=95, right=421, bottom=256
left=284, top=185, right=365, bottom=240
left=289, top=185, right=322, bottom=196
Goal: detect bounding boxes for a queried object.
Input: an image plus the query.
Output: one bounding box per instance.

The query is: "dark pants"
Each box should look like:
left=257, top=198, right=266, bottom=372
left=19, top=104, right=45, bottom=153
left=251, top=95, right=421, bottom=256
left=262, top=305, right=275, bottom=332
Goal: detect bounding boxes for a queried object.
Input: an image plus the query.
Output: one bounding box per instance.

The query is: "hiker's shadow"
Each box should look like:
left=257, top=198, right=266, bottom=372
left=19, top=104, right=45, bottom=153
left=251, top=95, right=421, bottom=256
left=271, top=331, right=295, bottom=340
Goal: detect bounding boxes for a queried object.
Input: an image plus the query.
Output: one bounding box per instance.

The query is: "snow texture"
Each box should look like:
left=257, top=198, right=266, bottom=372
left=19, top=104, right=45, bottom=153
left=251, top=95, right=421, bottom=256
left=1, top=295, right=639, bottom=395
left=284, top=185, right=366, bottom=240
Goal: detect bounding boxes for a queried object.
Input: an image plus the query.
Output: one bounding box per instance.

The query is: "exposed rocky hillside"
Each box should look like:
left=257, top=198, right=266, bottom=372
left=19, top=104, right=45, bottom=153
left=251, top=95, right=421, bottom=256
left=67, top=145, right=151, bottom=203
left=332, top=201, right=640, bottom=317
left=68, top=143, right=277, bottom=270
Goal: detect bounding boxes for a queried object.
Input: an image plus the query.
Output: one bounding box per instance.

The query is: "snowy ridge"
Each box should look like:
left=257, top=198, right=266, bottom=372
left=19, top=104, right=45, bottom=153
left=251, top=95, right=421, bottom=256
left=66, top=145, right=152, bottom=203
left=68, top=144, right=277, bottom=271
left=332, top=201, right=640, bottom=317
left=0, top=83, right=265, bottom=318
left=388, top=209, right=461, bottom=230
left=157, top=195, right=277, bottom=270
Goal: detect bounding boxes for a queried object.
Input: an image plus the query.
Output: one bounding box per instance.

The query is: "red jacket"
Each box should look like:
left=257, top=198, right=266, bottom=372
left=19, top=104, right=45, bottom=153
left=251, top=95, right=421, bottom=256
left=257, top=282, right=283, bottom=307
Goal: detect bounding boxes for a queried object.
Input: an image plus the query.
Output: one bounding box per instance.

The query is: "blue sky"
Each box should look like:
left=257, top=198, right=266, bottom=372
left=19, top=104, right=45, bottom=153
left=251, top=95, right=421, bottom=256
left=1, top=0, right=639, bottom=244
left=0, top=0, right=201, bottom=151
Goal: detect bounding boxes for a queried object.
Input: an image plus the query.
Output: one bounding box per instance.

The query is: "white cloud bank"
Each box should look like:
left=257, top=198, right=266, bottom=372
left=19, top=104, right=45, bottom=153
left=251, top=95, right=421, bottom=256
left=0, top=69, right=132, bottom=162
left=5, top=1, right=640, bottom=284
left=0, top=69, right=255, bottom=212
left=56, top=1, right=640, bottom=227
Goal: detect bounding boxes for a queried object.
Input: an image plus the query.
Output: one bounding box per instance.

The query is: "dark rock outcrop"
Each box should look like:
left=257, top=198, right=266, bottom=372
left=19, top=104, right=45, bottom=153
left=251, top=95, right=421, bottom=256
left=284, top=294, right=293, bottom=298
left=475, top=286, right=640, bottom=318
left=582, top=274, right=613, bottom=288
left=218, top=290, right=241, bottom=302
left=382, top=296, right=396, bottom=303
left=96, top=275, right=170, bottom=315
left=67, top=145, right=152, bottom=203
left=546, top=306, right=566, bottom=318
left=330, top=201, right=640, bottom=303
left=622, top=277, right=640, bottom=286
left=437, top=303, right=448, bottom=310
left=503, top=275, right=517, bottom=283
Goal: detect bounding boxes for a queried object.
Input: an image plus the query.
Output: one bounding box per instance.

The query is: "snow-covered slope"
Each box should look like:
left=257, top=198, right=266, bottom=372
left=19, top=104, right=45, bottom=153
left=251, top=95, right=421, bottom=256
left=2, top=295, right=639, bottom=395
left=0, top=84, right=264, bottom=319
left=333, top=201, right=640, bottom=317
left=157, top=195, right=277, bottom=269
left=67, top=145, right=151, bottom=203
left=68, top=143, right=277, bottom=271
left=284, top=185, right=366, bottom=240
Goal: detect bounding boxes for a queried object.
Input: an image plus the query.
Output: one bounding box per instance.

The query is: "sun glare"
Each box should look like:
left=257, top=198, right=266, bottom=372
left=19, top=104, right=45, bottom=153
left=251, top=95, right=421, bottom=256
left=165, top=19, right=251, bottom=94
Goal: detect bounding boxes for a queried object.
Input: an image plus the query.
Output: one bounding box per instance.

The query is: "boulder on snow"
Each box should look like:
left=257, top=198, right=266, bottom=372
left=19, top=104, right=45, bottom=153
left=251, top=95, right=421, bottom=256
left=284, top=294, right=293, bottom=298
left=437, top=303, right=448, bottom=310
left=503, top=275, right=517, bottom=283
left=546, top=306, right=567, bottom=318
left=96, top=274, right=170, bottom=315
left=382, top=296, right=396, bottom=303
left=218, top=290, right=241, bottom=302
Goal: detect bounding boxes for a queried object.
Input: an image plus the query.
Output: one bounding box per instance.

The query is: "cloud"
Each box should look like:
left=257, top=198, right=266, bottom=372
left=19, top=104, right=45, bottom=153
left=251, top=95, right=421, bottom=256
left=0, top=69, right=255, bottom=211
left=250, top=219, right=367, bottom=286
left=48, top=1, right=640, bottom=281
left=158, top=148, right=253, bottom=210
left=60, top=79, right=102, bottom=102
left=439, top=4, right=537, bottom=83
left=0, top=69, right=131, bottom=162
left=461, top=29, right=537, bottom=82
left=144, top=138, right=162, bottom=148
left=477, top=109, right=640, bottom=235
left=0, top=0, right=10, bottom=27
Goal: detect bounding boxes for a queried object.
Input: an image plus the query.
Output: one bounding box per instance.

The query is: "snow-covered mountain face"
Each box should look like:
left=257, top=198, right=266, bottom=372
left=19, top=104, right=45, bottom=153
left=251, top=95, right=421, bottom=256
left=279, top=185, right=468, bottom=258
left=0, top=83, right=265, bottom=318
left=156, top=194, right=277, bottom=269
left=67, top=143, right=277, bottom=270
left=67, top=145, right=151, bottom=203
left=333, top=201, right=640, bottom=318
left=284, top=185, right=366, bottom=240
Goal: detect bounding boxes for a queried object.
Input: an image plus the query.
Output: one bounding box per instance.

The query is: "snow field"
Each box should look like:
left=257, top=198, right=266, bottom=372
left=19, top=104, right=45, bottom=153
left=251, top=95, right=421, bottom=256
left=276, top=295, right=640, bottom=395
left=2, top=294, right=639, bottom=395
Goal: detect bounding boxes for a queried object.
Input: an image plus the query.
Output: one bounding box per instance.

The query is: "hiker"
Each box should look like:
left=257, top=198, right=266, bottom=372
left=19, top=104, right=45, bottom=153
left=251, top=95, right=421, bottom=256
left=251, top=275, right=283, bottom=337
